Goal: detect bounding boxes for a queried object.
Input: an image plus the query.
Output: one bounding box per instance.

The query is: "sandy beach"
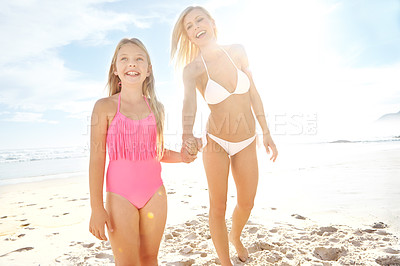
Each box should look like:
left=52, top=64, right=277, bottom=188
left=1, top=141, right=400, bottom=265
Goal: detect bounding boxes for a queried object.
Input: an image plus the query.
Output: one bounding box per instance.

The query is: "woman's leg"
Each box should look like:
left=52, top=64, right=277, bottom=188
left=139, top=185, right=167, bottom=265
left=229, top=140, right=258, bottom=262
left=203, top=136, right=232, bottom=265
left=106, top=192, right=140, bottom=265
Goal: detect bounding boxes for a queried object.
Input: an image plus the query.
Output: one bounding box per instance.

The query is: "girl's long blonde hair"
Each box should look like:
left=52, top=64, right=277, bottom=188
left=107, top=38, right=165, bottom=160
left=170, top=6, right=217, bottom=69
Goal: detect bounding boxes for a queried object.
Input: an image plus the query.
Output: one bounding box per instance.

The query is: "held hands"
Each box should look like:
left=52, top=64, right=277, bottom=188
left=263, top=133, right=278, bottom=162
left=89, top=207, right=113, bottom=241
left=181, top=137, right=202, bottom=163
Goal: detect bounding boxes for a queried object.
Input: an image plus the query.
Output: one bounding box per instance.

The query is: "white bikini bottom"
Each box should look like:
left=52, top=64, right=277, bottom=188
left=201, top=132, right=256, bottom=156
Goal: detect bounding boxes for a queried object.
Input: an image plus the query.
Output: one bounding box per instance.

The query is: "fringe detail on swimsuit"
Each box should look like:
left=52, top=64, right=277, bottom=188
left=107, top=113, right=157, bottom=161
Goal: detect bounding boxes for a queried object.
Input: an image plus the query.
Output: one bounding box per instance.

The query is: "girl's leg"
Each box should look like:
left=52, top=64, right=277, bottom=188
left=139, top=185, right=167, bottom=265
left=106, top=192, right=140, bottom=265
left=203, top=136, right=232, bottom=266
left=229, top=140, right=258, bottom=262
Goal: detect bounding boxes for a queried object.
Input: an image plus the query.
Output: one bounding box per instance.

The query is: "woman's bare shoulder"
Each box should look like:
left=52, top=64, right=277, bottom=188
left=183, top=57, right=205, bottom=79
left=224, top=44, right=249, bottom=69
left=224, top=44, right=247, bottom=58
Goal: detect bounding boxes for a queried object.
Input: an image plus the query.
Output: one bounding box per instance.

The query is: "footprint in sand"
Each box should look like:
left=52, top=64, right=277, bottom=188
left=375, top=230, right=390, bottom=236
left=269, top=228, right=278, bottom=233
left=81, top=243, right=95, bottom=248
left=372, top=222, right=388, bottom=229
left=315, top=226, right=338, bottom=236
left=291, top=214, right=306, bottom=220
left=247, top=227, right=259, bottom=234
left=313, top=246, right=346, bottom=261
left=0, top=247, right=34, bottom=257
left=169, top=258, right=195, bottom=265
left=384, top=248, right=400, bottom=254
left=350, top=240, right=362, bottom=247
left=95, top=252, right=114, bottom=260
left=164, top=233, right=173, bottom=240
left=180, top=246, right=193, bottom=254
left=376, top=256, right=400, bottom=265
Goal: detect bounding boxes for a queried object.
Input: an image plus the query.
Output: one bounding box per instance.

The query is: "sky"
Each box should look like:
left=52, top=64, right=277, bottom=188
left=0, top=0, right=399, bottom=150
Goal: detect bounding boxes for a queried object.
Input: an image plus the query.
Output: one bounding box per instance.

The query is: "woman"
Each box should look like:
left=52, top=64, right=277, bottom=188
left=171, top=6, right=278, bottom=265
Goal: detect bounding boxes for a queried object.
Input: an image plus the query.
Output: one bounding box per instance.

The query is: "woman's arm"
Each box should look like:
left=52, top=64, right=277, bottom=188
left=181, top=63, right=200, bottom=161
left=182, top=64, right=198, bottom=139
left=235, top=45, right=278, bottom=162
left=89, top=99, right=113, bottom=240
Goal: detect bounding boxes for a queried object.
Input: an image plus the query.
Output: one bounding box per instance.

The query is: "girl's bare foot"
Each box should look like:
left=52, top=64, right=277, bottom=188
left=228, top=232, right=249, bottom=262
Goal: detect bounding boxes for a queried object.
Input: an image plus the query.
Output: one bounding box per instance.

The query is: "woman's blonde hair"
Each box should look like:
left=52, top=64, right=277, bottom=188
left=107, top=38, right=165, bottom=160
left=170, top=6, right=217, bottom=69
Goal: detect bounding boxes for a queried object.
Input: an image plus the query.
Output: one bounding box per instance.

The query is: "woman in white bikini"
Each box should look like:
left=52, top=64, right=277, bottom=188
left=171, top=6, right=278, bottom=265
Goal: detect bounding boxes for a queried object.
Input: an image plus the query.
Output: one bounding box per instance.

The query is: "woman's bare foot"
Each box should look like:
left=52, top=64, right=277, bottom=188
left=228, top=232, right=249, bottom=262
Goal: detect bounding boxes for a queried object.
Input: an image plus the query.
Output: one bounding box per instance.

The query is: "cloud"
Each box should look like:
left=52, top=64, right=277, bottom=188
left=0, top=50, right=106, bottom=113
left=0, top=0, right=168, bottom=117
left=0, top=0, right=163, bottom=65
left=2, top=112, right=58, bottom=124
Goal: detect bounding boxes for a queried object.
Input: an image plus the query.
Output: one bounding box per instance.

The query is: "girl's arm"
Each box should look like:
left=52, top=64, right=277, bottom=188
left=89, top=99, right=113, bottom=240
left=235, top=45, right=278, bottom=162
left=160, top=149, right=184, bottom=163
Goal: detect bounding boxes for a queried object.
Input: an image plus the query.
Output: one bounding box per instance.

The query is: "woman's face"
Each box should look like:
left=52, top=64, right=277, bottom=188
left=183, top=8, right=215, bottom=46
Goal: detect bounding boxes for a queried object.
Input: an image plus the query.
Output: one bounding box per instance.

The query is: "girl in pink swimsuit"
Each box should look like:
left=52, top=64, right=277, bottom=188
left=89, top=38, right=196, bottom=265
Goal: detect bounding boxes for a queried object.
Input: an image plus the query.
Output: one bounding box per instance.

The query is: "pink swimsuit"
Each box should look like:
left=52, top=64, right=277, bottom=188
left=106, top=93, right=162, bottom=209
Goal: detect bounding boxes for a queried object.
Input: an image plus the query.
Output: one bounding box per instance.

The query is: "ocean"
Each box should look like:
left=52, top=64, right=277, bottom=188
left=0, top=137, right=399, bottom=187
left=0, top=146, right=89, bottom=186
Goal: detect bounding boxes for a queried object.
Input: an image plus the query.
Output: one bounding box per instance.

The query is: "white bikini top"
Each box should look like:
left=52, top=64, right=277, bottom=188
left=201, top=48, right=251, bottom=105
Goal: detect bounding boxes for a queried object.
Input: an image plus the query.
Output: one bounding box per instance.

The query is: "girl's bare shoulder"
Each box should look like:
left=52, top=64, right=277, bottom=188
left=92, top=94, right=119, bottom=115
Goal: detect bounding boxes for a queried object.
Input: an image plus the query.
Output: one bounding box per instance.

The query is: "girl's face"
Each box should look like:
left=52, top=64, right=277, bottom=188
left=114, top=43, right=151, bottom=87
left=183, top=8, right=215, bottom=46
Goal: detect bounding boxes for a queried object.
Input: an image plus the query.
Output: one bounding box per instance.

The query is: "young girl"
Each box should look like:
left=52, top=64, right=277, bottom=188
left=89, top=38, right=196, bottom=265
left=171, top=6, right=278, bottom=265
